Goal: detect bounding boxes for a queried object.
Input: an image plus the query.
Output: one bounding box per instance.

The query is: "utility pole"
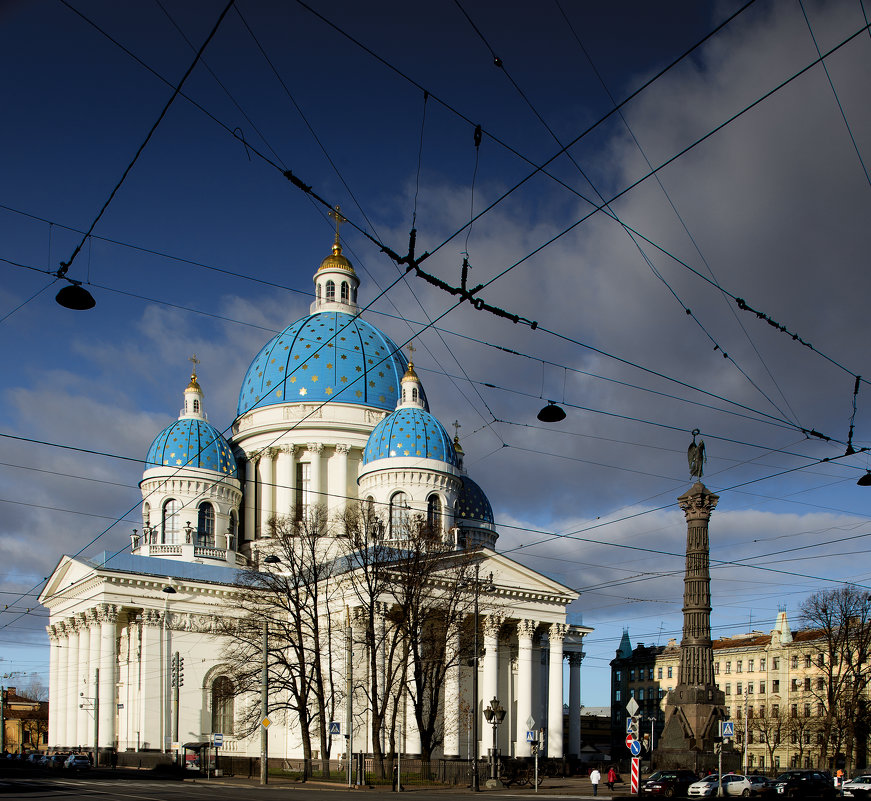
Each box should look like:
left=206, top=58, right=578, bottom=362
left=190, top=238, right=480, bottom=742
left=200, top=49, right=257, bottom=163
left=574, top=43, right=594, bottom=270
left=93, top=669, right=99, bottom=766
left=260, top=621, right=268, bottom=785
left=346, top=616, right=353, bottom=789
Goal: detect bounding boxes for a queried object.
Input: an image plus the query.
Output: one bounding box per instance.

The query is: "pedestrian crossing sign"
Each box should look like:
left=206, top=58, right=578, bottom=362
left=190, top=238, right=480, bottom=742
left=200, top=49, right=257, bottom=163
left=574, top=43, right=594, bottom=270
left=526, top=730, right=537, bottom=742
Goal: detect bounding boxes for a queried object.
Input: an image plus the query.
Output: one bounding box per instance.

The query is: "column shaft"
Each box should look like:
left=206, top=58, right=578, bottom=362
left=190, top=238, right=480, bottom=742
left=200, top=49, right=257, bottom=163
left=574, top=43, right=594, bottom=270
left=244, top=455, right=257, bottom=542
left=65, top=624, right=79, bottom=748
left=275, top=446, right=295, bottom=519
left=443, top=626, right=461, bottom=757
left=515, top=620, right=537, bottom=756
left=308, top=444, right=323, bottom=510
left=568, top=652, right=583, bottom=758
left=547, top=623, right=567, bottom=758
left=333, top=444, right=350, bottom=518
left=259, top=449, right=275, bottom=535
left=77, top=618, right=91, bottom=747
left=482, top=617, right=500, bottom=750
left=98, top=606, right=118, bottom=751
left=52, top=627, right=66, bottom=748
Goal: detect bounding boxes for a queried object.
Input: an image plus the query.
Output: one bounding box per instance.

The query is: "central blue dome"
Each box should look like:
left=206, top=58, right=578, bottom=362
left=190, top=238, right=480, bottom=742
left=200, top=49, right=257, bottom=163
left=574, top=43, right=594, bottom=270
left=237, top=312, right=422, bottom=417
left=362, top=407, right=458, bottom=466
left=146, top=418, right=237, bottom=478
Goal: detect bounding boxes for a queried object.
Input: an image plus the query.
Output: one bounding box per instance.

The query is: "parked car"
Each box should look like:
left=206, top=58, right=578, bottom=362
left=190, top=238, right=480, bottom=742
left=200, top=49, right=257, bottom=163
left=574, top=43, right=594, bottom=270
left=842, top=776, right=871, bottom=799
left=748, top=775, right=776, bottom=796
left=772, top=770, right=835, bottom=798
left=689, top=774, right=753, bottom=797
left=642, top=770, right=700, bottom=797
left=64, top=754, right=90, bottom=771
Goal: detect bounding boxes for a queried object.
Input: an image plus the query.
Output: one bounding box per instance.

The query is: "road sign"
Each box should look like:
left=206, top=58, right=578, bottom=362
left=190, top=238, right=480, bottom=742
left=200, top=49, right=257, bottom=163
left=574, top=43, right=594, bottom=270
left=329, top=721, right=341, bottom=736
left=525, top=716, right=536, bottom=731
left=261, top=716, right=272, bottom=729
left=526, top=731, right=538, bottom=743
left=626, top=734, right=635, bottom=749
left=630, top=740, right=642, bottom=757
left=630, top=758, right=640, bottom=794
left=213, top=733, right=224, bottom=747
left=720, top=721, right=735, bottom=738
left=626, top=697, right=639, bottom=716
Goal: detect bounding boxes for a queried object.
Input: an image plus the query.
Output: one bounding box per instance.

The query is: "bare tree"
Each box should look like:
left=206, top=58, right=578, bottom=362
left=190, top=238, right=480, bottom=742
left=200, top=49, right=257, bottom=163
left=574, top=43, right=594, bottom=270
left=800, top=586, right=871, bottom=773
left=755, top=703, right=788, bottom=772
left=219, top=506, right=341, bottom=778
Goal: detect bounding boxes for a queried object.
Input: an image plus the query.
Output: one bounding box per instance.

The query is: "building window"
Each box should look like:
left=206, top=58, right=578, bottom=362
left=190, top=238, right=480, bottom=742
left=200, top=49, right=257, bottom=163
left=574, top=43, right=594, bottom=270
left=772, top=704, right=779, bottom=717
left=804, top=677, right=811, bottom=691
left=816, top=677, right=824, bottom=691
left=667, top=666, right=673, bottom=679
left=804, top=703, right=811, bottom=717
left=615, top=690, right=621, bottom=701
left=295, top=462, right=311, bottom=518
left=715, top=662, right=720, bottom=674
left=817, top=654, right=825, bottom=668
left=630, top=689, right=635, bottom=698
left=760, top=705, right=765, bottom=717
left=615, top=670, right=622, bottom=682
left=759, top=681, right=766, bottom=694
left=737, top=660, right=743, bottom=673
left=325, top=280, right=335, bottom=301
left=211, top=676, right=234, bottom=734
left=725, top=683, right=731, bottom=695
left=748, top=706, right=754, bottom=718
left=760, top=658, right=766, bottom=671
left=162, top=498, right=180, bottom=544
left=229, top=510, right=238, bottom=549
left=737, top=682, right=743, bottom=695
left=772, top=680, right=780, bottom=693
left=773, top=657, right=780, bottom=670
left=389, top=491, right=409, bottom=539
left=748, top=682, right=754, bottom=694
left=817, top=703, right=824, bottom=716
left=657, top=667, right=663, bottom=679
left=197, top=502, right=215, bottom=546
left=791, top=679, right=800, bottom=692
left=426, top=494, right=442, bottom=535
left=791, top=704, right=798, bottom=717
left=648, top=667, right=654, bottom=680
left=791, top=655, right=798, bottom=670
left=638, top=688, right=645, bottom=701
left=659, top=689, right=666, bottom=699
left=748, top=731, right=754, bottom=744
left=341, top=281, right=349, bottom=302
left=805, top=654, right=812, bottom=669
left=748, top=659, right=754, bottom=672
left=725, top=661, right=731, bottom=674
left=629, top=667, right=635, bottom=681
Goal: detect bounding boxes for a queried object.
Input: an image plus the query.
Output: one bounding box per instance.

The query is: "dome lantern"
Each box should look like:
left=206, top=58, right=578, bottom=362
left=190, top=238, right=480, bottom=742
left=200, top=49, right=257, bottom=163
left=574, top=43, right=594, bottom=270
left=182, top=354, right=206, bottom=420
left=397, top=345, right=425, bottom=411
left=311, top=206, right=359, bottom=315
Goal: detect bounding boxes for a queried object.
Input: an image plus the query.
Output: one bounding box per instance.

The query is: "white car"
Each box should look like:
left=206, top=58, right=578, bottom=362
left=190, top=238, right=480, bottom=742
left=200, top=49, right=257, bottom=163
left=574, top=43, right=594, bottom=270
left=843, top=775, right=871, bottom=799
left=689, top=775, right=753, bottom=797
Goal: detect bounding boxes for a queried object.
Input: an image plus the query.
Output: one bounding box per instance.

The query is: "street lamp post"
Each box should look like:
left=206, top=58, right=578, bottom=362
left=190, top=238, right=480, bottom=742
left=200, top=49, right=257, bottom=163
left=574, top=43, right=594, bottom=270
left=483, top=697, right=506, bottom=788
left=462, top=563, right=493, bottom=792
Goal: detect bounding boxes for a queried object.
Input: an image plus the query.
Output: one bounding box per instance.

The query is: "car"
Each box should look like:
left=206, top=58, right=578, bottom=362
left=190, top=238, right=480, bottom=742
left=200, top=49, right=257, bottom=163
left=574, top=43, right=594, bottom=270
left=689, top=775, right=754, bottom=797
left=772, top=770, right=835, bottom=798
left=63, top=754, right=91, bottom=771
left=843, top=776, right=871, bottom=799
left=748, top=775, right=776, bottom=796
left=26, top=753, right=42, bottom=764
left=642, top=770, right=700, bottom=797
left=47, top=753, right=68, bottom=769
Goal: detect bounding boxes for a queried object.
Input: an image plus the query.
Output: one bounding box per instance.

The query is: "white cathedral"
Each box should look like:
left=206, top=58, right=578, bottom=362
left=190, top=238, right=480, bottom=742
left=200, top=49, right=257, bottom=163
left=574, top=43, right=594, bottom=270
left=39, top=233, right=591, bottom=766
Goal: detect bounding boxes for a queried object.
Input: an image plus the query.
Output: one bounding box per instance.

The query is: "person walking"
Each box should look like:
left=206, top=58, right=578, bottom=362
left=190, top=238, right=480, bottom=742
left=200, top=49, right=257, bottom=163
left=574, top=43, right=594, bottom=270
left=608, top=766, right=617, bottom=791
left=590, top=767, right=602, bottom=796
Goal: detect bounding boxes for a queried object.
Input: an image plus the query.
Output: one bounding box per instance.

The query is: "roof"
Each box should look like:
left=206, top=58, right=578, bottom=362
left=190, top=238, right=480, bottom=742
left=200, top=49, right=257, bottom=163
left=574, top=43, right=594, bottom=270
left=85, top=551, right=245, bottom=586
left=145, top=417, right=237, bottom=478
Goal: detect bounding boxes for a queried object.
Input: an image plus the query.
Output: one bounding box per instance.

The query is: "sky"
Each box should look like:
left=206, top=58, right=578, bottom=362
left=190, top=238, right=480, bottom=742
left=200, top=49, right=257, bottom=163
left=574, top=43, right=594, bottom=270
left=2, top=0, right=871, bottom=709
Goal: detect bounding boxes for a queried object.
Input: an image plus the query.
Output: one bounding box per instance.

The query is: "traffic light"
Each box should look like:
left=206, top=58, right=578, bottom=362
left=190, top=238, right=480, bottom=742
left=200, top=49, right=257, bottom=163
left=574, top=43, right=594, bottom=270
left=171, top=653, right=184, bottom=688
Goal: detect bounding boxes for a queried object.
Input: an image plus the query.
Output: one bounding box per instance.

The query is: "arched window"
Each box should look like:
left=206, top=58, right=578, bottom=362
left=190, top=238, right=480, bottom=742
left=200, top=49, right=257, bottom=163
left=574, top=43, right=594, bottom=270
left=412, top=387, right=418, bottom=403
left=211, top=676, right=234, bottom=734
left=341, top=281, right=349, bottom=302
left=192, top=398, right=200, bottom=413
left=351, top=285, right=357, bottom=303
left=162, top=499, right=180, bottom=544
left=197, top=502, right=215, bottom=546
left=316, top=283, right=322, bottom=301
left=427, top=494, right=442, bottom=533
left=389, top=492, right=409, bottom=539
left=326, top=280, right=335, bottom=301
left=143, top=502, right=151, bottom=528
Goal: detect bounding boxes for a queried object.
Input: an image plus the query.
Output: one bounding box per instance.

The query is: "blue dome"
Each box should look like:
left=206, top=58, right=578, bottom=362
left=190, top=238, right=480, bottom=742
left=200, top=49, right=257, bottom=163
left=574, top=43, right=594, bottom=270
left=237, top=311, right=422, bottom=417
left=146, top=418, right=238, bottom=478
left=362, top=408, right=458, bottom=466
left=456, top=476, right=494, bottom=526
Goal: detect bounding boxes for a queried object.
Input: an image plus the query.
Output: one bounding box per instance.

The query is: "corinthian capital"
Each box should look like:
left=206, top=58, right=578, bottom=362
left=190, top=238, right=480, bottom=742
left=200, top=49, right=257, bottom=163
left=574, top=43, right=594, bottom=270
left=517, top=619, right=538, bottom=640
left=549, top=622, right=568, bottom=643
left=335, top=443, right=351, bottom=455
left=483, top=615, right=502, bottom=639
left=307, top=442, right=324, bottom=455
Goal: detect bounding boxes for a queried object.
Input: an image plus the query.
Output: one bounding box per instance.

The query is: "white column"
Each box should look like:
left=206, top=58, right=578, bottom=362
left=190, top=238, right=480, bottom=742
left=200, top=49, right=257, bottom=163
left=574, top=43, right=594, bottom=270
left=244, top=453, right=257, bottom=543
left=65, top=620, right=79, bottom=748
left=568, top=651, right=583, bottom=758
left=443, top=625, right=461, bottom=757
left=275, top=445, right=295, bottom=519
left=482, top=616, right=501, bottom=751
left=47, top=625, right=61, bottom=747
left=77, top=614, right=91, bottom=747
left=98, top=604, right=118, bottom=752
left=259, top=448, right=276, bottom=535
left=515, top=620, right=537, bottom=757
left=333, top=444, right=350, bottom=517
left=307, top=443, right=324, bottom=509
left=547, top=623, right=567, bottom=758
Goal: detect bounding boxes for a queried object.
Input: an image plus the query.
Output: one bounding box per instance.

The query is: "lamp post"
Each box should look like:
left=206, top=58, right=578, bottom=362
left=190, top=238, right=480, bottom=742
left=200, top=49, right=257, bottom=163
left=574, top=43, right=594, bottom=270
left=161, top=585, right=176, bottom=756
left=483, top=697, right=506, bottom=787
left=461, top=563, right=493, bottom=792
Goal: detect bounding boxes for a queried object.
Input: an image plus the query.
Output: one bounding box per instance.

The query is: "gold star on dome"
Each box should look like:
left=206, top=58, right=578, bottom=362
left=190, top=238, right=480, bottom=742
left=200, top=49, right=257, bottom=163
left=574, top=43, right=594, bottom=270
left=325, top=387, right=333, bottom=395
left=290, top=377, right=296, bottom=383
left=326, top=362, right=333, bottom=369
left=300, top=388, right=307, bottom=396
left=311, top=375, right=318, bottom=382
left=276, top=390, right=282, bottom=397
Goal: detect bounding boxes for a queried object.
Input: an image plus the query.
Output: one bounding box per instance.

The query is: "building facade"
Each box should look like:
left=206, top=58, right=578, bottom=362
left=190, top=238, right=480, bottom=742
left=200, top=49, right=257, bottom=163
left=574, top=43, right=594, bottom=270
left=40, top=235, right=592, bottom=764
left=611, top=610, right=864, bottom=772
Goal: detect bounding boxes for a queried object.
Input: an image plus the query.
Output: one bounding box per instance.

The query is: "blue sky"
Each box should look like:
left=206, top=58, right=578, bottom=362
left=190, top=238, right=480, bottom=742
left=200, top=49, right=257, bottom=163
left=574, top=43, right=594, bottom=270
left=2, top=0, right=871, bottom=708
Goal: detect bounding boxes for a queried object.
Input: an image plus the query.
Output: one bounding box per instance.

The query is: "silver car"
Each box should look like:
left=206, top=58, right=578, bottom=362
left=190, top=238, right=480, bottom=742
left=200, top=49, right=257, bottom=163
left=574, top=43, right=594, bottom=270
left=843, top=776, right=871, bottom=799
left=689, top=775, right=753, bottom=797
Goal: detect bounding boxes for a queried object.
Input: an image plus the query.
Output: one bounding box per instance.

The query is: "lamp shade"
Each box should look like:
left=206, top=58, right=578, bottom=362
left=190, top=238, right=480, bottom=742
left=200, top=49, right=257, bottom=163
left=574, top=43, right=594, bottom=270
left=537, top=402, right=566, bottom=423
left=56, top=283, right=96, bottom=310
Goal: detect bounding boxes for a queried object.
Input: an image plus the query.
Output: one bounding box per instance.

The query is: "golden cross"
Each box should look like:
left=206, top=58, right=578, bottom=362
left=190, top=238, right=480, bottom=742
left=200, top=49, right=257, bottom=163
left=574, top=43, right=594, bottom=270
left=406, top=342, right=416, bottom=363
left=189, top=353, right=200, bottom=377
left=452, top=420, right=461, bottom=439
left=328, top=205, right=346, bottom=247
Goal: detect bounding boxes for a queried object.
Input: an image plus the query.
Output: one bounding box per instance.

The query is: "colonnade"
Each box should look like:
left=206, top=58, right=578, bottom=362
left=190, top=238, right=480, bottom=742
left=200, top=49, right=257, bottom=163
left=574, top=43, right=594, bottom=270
left=245, top=443, right=353, bottom=540
left=47, top=604, right=119, bottom=752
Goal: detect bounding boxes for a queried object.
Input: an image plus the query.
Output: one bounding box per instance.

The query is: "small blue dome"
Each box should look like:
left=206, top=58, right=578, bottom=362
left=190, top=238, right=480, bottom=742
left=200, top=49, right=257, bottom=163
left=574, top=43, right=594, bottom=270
left=456, top=475, right=494, bottom=526
left=146, top=418, right=238, bottom=478
left=362, top=408, right=458, bottom=466
left=237, top=311, right=423, bottom=417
